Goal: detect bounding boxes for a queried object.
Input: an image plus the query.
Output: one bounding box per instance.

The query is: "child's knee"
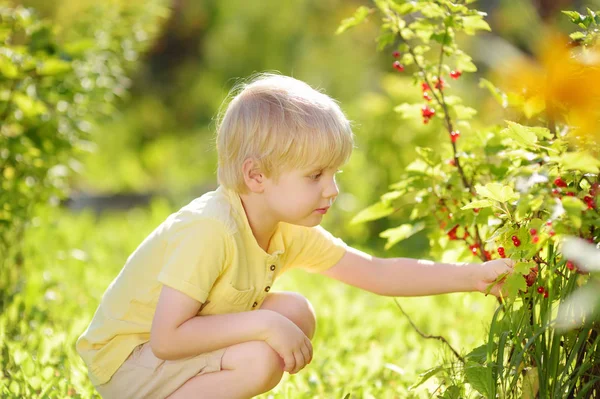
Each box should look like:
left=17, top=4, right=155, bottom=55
left=247, top=341, right=284, bottom=392
left=261, top=292, right=316, bottom=339
left=223, top=341, right=284, bottom=393
left=287, top=293, right=316, bottom=339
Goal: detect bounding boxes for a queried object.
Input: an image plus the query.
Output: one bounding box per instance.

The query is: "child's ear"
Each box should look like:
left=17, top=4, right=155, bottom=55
left=242, top=158, right=265, bottom=193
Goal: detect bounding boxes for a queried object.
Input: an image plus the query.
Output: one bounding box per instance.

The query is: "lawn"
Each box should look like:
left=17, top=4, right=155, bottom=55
left=1, top=199, right=499, bottom=398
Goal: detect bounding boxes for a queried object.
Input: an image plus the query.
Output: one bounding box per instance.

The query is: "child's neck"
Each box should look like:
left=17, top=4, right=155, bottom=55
left=238, top=193, right=279, bottom=253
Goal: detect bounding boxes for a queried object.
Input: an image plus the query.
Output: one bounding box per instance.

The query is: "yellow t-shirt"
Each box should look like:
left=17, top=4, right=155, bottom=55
left=76, top=186, right=348, bottom=386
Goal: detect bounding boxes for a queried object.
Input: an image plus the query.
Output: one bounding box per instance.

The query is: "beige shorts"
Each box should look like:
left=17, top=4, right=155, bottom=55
left=95, top=342, right=227, bottom=399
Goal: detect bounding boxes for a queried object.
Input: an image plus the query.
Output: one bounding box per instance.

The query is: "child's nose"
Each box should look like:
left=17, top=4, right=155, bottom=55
left=323, top=178, right=339, bottom=199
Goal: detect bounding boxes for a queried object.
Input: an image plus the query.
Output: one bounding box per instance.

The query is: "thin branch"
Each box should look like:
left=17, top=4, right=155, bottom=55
left=393, top=298, right=465, bottom=363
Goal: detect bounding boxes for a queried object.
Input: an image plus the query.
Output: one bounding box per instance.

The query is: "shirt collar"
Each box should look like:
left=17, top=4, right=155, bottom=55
left=219, top=186, right=285, bottom=258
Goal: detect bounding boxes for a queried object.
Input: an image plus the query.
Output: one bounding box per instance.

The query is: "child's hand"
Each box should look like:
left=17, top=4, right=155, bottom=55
left=473, top=258, right=515, bottom=297
left=263, top=313, right=313, bottom=374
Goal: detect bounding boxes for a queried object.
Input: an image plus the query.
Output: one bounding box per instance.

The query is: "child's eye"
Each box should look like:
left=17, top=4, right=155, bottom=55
left=309, top=172, right=322, bottom=180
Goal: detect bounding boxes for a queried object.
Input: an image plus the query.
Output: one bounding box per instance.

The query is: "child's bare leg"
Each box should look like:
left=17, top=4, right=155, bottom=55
left=166, top=292, right=315, bottom=399
left=259, top=291, right=316, bottom=339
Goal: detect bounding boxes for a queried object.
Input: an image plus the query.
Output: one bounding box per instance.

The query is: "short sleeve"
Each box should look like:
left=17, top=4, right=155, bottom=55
left=158, top=218, right=229, bottom=303
left=285, top=225, right=348, bottom=273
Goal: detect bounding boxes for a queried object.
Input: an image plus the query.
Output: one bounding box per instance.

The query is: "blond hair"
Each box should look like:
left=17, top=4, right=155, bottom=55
left=215, top=73, right=354, bottom=193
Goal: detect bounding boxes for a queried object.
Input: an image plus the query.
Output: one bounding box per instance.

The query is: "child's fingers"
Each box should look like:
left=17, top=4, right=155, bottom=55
left=291, top=349, right=306, bottom=374
left=305, top=336, right=313, bottom=362
left=283, top=353, right=296, bottom=373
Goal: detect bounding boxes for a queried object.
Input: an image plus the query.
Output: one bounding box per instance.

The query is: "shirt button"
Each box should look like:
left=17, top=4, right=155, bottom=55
left=265, top=286, right=270, bottom=292
left=252, top=302, right=258, bottom=308
left=270, top=265, right=276, bottom=271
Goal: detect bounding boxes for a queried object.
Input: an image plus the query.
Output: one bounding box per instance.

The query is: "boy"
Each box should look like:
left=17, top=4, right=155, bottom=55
left=76, top=73, right=514, bottom=398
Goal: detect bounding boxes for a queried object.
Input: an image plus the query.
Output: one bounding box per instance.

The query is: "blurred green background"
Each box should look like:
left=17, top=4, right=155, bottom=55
left=2, top=0, right=600, bottom=397
left=11, top=0, right=600, bottom=256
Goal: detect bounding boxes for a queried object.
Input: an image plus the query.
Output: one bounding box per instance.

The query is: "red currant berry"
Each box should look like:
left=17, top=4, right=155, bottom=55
left=423, top=92, right=432, bottom=101
left=554, top=177, right=567, bottom=188
left=565, top=192, right=575, bottom=197
left=530, top=229, right=537, bottom=235
left=450, top=130, right=460, bottom=143
left=543, top=291, right=549, bottom=298
left=591, top=183, right=600, bottom=197
left=447, top=225, right=459, bottom=240
left=566, top=261, right=575, bottom=270
left=549, top=230, right=556, bottom=237
left=392, top=50, right=401, bottom=58
left=450, top=70, right=462, bottom=79
left=421, top=82, right=431, bottom=92
left=532, top=235, right=540, bottom=244
left=537, top=286, right=544, bottom=294
left=434, top=77, right=445, bottom=90
left=393, top=61, right=405, bottom=71
left=421, top=106, right=435, bottom=118
left=552, top=189, right=560, bottom=195
left=514, top=239, right=521, bottom=247
left=546, top=221, right=552, bottom=227
left=512, top=235, right=518, bottom=241
left=448, top=159, right=456, bottom=166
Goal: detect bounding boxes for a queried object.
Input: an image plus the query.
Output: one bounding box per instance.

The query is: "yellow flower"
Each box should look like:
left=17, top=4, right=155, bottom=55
left=497, top=29, right=600, bottom=143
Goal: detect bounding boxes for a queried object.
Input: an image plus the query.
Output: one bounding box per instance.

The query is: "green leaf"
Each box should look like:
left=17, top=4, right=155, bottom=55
left=409, top=365, right=444, bottom=390
left=380, top=222, right=425, bottom=250
left=421, top=4, right=446, bottom=18
left=389, top=2, right=416, bottom=15
left=336, top=6, right=371, bottom=35
left=561, top=196, right=586, bottom=228
left=431, top=31, right=452, bottom=45
left=514, top=262, right=534, bottom=275
left=36, top=58, right=71, bottom=75
left=501, top=121, right=536, bottom=147
left=559, top=152, right=600, bottom=173
left=562, top=10, right=583, bottom=23
left=464, top=361, right=491, bottom=397
left=461, top=200, right=494, bottom=210
left=503, top=271, right=527, bottom=300
left=351, top=201, right=394, bottom=224
left=461, top=16, right=491, bottom=35
left=415, top=147, right=441, bottom=167
left=455, top=51, right=477, bottom=72
left=453, top=105, right=477, bottom=120
left=394, top=103, right=422, bottom=120
left=465, top=345, right=488, bottom=364
left=475, top=183, right=519, bottom=203
left=478, top=78, right=507, bottom=107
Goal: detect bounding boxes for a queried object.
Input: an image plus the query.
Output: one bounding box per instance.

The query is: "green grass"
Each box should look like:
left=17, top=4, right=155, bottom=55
left=0, top=200, right=500, bottom=398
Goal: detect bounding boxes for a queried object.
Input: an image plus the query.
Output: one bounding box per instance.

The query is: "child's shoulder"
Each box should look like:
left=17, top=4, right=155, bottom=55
left=165, top=187, right=236, bottom=235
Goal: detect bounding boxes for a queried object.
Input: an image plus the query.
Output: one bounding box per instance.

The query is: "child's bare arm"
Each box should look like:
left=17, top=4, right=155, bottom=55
left=150, top=285, right=280, bottom=361
left=321, top=247, right=514, bottom=297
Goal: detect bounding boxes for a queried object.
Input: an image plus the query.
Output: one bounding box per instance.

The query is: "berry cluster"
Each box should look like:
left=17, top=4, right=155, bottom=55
left=498, top=246, right=505, bottom=258
left=530, top=228, right=540, bottom=244
left=584, top=195, right=596, bottom=209
left=392, top=51, right=404, bottom=72
left=554, top=177, right=568, bottom=188
left=536, top=285, right=549, bottom=298
left=512, top=235, right=521, bottom=247
left=524, top=266, right=538, bottom=287
left=421, top=105, right=435, bottom=124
